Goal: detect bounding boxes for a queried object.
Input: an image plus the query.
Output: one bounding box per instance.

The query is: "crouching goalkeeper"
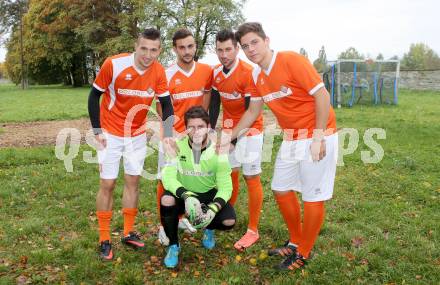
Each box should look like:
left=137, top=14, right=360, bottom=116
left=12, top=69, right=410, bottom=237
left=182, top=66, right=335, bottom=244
left=160, top=106, right=235, bottom=268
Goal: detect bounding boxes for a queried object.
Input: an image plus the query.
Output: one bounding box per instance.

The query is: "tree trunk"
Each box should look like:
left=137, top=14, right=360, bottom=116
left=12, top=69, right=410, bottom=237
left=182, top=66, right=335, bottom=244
left=20, top=15, right=25, bottom=89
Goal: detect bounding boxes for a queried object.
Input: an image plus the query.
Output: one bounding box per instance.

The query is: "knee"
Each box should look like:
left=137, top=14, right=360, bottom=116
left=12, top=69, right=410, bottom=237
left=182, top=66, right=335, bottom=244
left=222, top=218, right=235, bottom=228
left=124, top=175, right=140, bottom=192
left=161, top=195, right=176, bottom=207
left=100, top=180, right=116, bottom=192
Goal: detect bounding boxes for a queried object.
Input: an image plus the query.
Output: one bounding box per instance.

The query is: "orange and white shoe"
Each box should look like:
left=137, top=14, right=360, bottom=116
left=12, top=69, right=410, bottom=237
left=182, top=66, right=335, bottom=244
left=234, top=229, right=259, bottom=251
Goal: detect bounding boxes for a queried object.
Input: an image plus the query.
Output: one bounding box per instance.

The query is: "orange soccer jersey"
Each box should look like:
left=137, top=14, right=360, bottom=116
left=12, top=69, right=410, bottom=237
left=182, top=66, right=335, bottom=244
left=166, top=62, right=213, bottom=133
left=212, top=59, right=263, bottom=135
left=251, top=51, right=336, bottom=140
left=93, top=53, right=169, bottom=137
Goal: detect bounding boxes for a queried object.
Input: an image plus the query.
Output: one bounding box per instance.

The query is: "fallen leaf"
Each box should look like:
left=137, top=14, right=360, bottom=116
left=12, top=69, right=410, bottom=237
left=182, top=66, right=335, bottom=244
left=351, top=237, right=364, bottom=248
left=19, top=256, right=28, bottom=266
left=416, top=275, right=422, bottom=280
left=171, top=272, right=178, bottom=278
left=249, top=258, right=257, bottom=266
left=301, top=270, right=309, bottom=277
left=258, top=251, right=268, bottom=260
left=235, top=255, right=242, bottom=262
left=427, top=230, right=433, bottom=237
left=194, top=270, right=200, bottom=277
left=150, top=256, right=159, bottom=263
left=16, top=275, right=28, bottom=285
left=342, top=252, right=356, bottom=261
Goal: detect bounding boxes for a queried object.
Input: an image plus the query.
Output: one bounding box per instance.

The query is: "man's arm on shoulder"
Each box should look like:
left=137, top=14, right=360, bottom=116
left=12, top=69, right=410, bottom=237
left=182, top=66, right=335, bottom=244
left=213, top=154, right=233, bottom=208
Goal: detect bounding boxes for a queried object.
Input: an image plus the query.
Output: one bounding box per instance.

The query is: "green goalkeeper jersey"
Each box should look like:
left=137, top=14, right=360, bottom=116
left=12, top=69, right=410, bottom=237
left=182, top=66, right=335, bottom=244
left=161, top=136, right=232, bottom=203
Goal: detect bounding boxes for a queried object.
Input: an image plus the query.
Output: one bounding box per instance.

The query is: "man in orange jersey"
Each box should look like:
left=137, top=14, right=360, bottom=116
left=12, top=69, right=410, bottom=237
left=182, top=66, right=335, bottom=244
left=156, top=28, right=213, bottom=245
left=209, top=29, right=264, bottom=250
left=229, top=22, right=338, bottom=271
left=88, top=28, right=174, bottom=261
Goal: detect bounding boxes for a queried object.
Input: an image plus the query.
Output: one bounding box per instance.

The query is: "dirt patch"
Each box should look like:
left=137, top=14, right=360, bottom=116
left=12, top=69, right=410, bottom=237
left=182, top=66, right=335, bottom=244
left=0, top=118, right=91, bottom=148
left=0, top=111, right=278, bottom=148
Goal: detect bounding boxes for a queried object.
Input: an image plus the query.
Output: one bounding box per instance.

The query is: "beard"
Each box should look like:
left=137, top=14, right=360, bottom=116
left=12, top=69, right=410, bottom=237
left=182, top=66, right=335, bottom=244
left=181, top=54, right=194, bottom=64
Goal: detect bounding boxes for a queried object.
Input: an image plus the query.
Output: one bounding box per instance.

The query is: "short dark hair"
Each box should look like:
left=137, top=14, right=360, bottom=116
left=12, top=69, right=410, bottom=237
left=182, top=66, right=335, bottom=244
left=235, top=22, right=267, bottom=44
left=184, top=106, right=209, bottom=127
left=172, top=28, right=194, bottom=46
left=138, top=28, right=161, bottom=42
left=216, top=29, right=238, bottom=46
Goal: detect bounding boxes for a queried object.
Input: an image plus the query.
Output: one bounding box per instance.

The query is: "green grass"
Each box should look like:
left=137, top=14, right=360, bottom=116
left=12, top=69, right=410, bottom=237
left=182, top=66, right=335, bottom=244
left=0, top=89, right=439, bottom=284
left=0, top=84, right=90, bottom=122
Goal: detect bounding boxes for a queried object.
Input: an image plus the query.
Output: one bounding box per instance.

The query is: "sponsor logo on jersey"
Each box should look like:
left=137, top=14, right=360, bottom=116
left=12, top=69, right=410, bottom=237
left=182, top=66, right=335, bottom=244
left=219, top=91, right=241, bottom=100
left=175, top=78, right=182, bottom=85
left=125, top=73, right=132, bottom=81
left=118, top=88, right=155, bottom=98
left=261, top=87, right=292, bottom=103
left=179, top=169, right=214, bottom=177
left=173, top=90, right=203, bottom=100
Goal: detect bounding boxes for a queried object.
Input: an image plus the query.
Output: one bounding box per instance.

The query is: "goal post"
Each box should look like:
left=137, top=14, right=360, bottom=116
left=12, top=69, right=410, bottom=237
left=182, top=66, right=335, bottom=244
left=324, top=59, right=400, bottom=108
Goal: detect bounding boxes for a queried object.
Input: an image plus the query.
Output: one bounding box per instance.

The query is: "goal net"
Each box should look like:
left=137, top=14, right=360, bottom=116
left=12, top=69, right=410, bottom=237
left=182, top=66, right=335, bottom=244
left=323, top=59, right=400, bottom=108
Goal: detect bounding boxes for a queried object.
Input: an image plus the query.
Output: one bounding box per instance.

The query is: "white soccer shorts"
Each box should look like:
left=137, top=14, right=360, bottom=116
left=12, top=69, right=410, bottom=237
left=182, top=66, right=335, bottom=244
left=97, top=132, right=147, bottom=179
left=271, top=133, right=339, bottom=202
left=229, top=133, right=263, bottom=176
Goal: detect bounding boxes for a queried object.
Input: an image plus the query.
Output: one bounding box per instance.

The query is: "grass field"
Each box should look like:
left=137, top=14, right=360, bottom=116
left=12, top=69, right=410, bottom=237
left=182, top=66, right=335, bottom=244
left=0, top=84, right=90, bottom=122
left=0, top=86, right=439, bottom=284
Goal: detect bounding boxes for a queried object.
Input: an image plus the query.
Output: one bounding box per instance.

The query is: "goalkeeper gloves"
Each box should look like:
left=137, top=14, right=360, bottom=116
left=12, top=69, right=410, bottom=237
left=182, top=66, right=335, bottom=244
left=195, top=203, right=220, bottom=229
left=181, top=191, right=203, bottom=223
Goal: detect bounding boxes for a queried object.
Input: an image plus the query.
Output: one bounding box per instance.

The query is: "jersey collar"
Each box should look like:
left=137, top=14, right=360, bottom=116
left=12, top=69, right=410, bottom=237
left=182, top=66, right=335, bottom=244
left=262, top=50, right=278, bottom=76
left=131, top=53, right=149, bottom=75
left=222, top=58, right=239, bottom=78
left=177, top=61, right=196, bottom=78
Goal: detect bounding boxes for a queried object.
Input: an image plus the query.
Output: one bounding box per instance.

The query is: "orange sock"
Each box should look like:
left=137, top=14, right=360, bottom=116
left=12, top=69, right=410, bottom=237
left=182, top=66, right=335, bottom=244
left=229, top=171, right=240, bottom=206
left=274, top=191, right=302, bottom=245
left=122, top=208, right=138, bottom=236
left=97, top=210, right=112, bottom=243
left=245, top=176, right=263, bottom=232
left=297, top=201, right=325, bottom=258
left=156, top=181, right=165, bottom=221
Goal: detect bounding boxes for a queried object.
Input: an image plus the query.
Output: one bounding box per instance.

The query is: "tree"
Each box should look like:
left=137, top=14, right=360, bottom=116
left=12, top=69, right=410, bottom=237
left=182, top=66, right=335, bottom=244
left=0, top=62, right=7, bottom=79
left=376, top=53, right=384, bottom=60
left=299, top=47, right=308, bottom=59
left=338, top=47, right=364, bottom=60
left=313, top=46, right=327, bottom=72
left=4, top=0, right=245, bottom=86
left=401, top=43, right=440, bottom=70
left=139, top=0, right=245, bottom=64
left=0, top=0, right=29, bottom=88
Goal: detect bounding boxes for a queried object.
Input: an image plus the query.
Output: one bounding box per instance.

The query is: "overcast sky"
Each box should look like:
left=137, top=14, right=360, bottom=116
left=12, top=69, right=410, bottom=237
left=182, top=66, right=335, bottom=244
left=1, top=0, right=439, bottom=64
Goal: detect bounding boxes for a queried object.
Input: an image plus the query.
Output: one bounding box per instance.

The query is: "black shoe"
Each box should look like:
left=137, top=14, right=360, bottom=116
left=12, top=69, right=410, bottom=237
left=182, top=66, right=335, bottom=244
left=99, top=240, right=113, bottom=261
left=268, top=241, right=297, bottom=257
left=275, top=253, right=307, bottom=271
left=121, top=232, right=145, bottom=250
